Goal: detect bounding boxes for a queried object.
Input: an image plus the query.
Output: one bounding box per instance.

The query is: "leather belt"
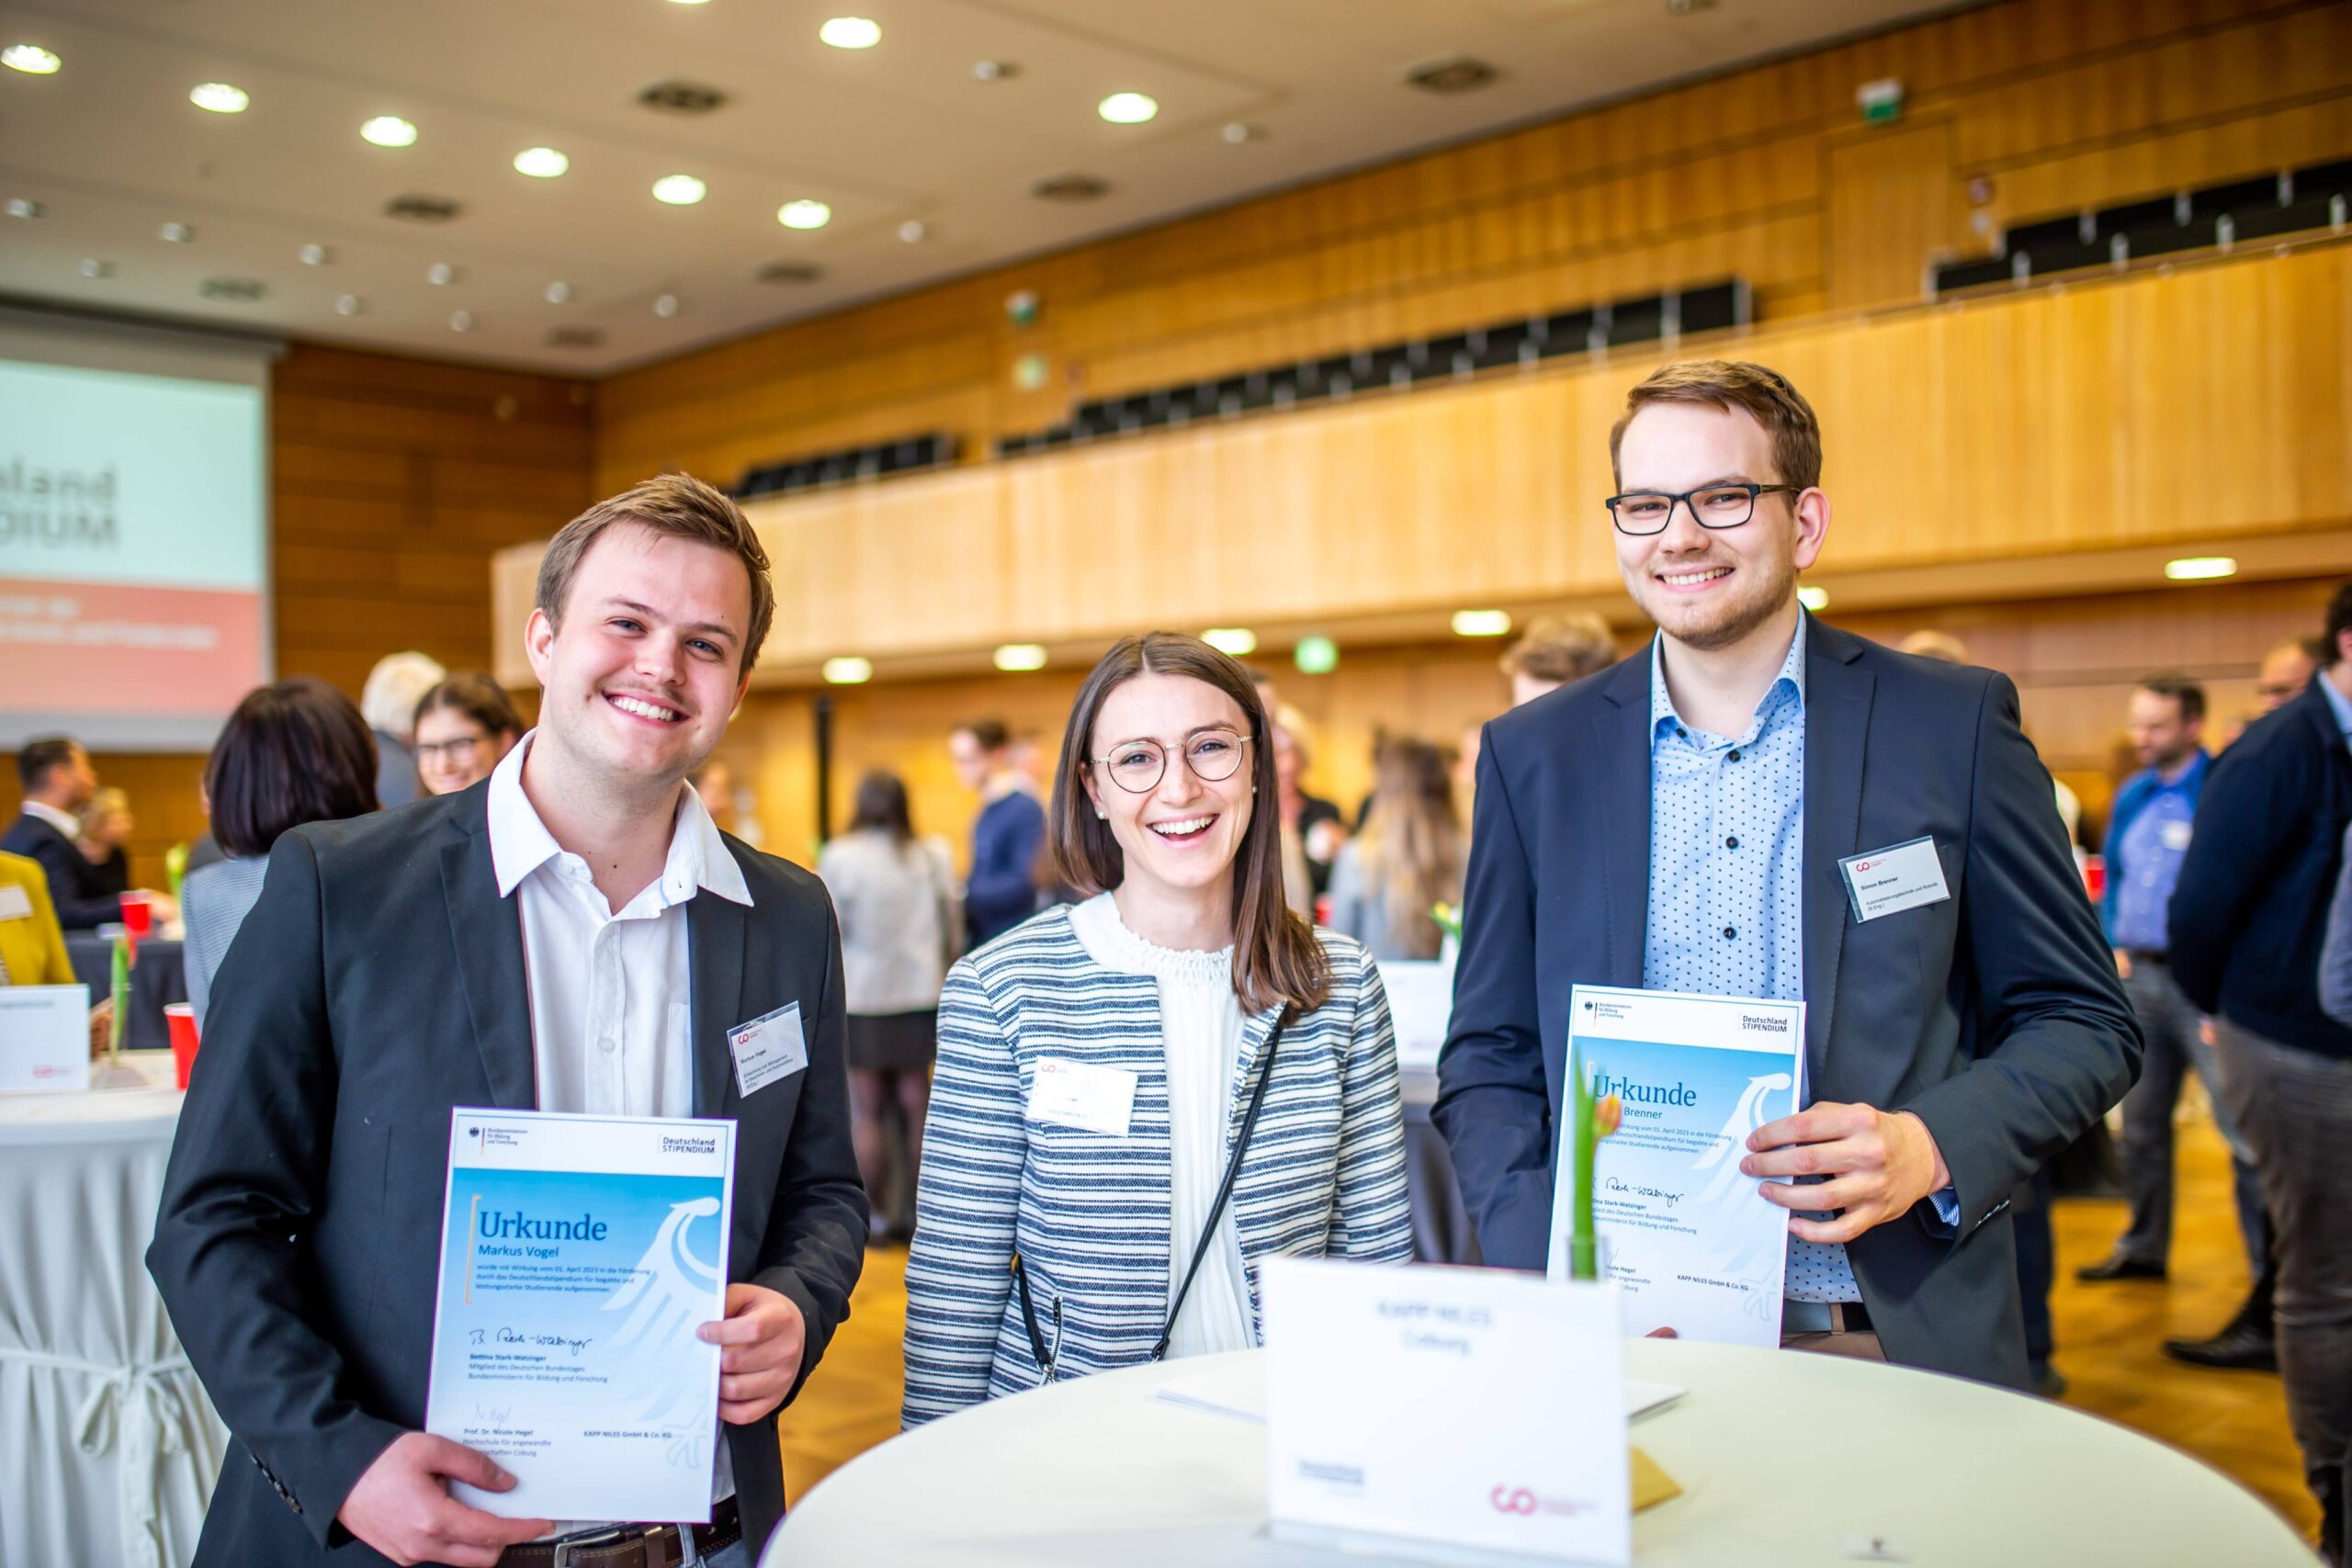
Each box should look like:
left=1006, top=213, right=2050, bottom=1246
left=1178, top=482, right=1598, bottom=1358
left=499, top=1498, right=741, bottom=1568
left=1782, top=1298, right=1872, bottom=1335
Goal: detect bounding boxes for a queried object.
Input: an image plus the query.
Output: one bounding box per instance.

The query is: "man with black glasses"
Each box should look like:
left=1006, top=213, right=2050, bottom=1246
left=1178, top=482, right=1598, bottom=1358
left=1437, top=359, right=2138, bottom=1387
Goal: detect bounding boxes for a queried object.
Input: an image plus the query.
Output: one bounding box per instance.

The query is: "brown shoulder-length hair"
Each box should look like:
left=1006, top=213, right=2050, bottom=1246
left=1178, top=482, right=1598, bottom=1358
left=1047, top=632, right=1331, bottom=1015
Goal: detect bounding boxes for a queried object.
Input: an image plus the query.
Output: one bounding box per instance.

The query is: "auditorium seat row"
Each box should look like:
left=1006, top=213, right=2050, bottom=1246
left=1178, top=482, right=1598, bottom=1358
left=731, top=433, right=958, bottom=502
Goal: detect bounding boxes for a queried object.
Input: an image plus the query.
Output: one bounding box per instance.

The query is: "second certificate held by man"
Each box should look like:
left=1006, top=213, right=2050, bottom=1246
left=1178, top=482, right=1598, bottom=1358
left=1546, top=985, right=1805, bottom=1346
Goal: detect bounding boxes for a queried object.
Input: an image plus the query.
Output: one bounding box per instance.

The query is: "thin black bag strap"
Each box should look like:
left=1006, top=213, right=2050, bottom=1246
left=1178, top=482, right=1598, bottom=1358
left=1151, top=1006, right=1289, bottom=1362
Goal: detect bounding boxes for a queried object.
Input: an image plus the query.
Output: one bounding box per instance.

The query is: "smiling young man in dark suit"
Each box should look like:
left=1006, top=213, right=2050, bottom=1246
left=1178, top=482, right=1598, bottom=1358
left=1435, top=361, right=2138, bottom=1386
left=149, top=474, right=866, bottom=1567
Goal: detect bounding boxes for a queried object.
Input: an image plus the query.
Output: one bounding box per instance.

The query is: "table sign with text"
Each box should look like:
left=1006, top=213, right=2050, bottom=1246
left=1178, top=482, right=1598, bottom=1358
left=1263, top=1257, right=1632, bottom=1566
left=0, top=986, right=91, bottom=1094
left=424, top=1109, right=734, bottom=1523
left=1547, top=985, right=1805, bottom=1347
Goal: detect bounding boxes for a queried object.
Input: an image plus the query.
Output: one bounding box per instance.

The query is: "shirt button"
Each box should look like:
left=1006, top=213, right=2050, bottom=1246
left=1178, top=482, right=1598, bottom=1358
left=599, top=1035, right=617, bottom=1054
left=1725, top=835, right=1739, bottom=850
left=1723, top=926, right=1737, bottom=940
left=1727, top=749, right=1742, bottom=761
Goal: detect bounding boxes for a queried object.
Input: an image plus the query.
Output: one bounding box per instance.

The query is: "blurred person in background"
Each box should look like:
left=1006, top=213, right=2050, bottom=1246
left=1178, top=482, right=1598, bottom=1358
left=1326, top=737, right=1465, bottom=962
left=3, top=737, right=173, bottom=931
left=412, top=671, right=524, bottom=797
left=951, top=717, right=1046, bottom=948
left=75, top=785, right=134, bottom=899
left=0, top=850, right=111, bottom=1054
left=1270, top=704, right=1345, bottom=916
left=1499, top=612, right=1617, bottom=707
left=819, top=770, right=958, bottom=1240
left=693, top=757, right=740, bottom=835
left=181, top=678, right=381, bottom=1030
left=360, top=649, right=446, bottom=808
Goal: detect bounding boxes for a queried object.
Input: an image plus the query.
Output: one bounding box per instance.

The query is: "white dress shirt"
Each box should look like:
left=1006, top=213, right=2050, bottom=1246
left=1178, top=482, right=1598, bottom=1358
left=483, top=731, right=752, bottom=1517
left=1067, top=893, right=1257, bottom=1359
left=20, top=799, right=80, bottom=840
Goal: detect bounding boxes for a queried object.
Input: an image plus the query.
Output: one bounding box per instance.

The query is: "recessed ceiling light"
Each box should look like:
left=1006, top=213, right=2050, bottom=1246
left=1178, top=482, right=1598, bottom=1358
left=335, top=295, right=363, bottom=316
left=820, top=16, right=881, bottom=49
left=1098, top=92, right=1159, bottom=125
left=652, top=174, right=707, bottom=206
left=544, top=281, right=572, bottom=304
left=4, top=44, right=61, bottom=74
left=2164, top=556, right=2238, bottom=581
left=5, top=198, right=43, bottom=219
left=1203, top=627, right=1258, bottom=657
left=78, top=258, right=115, bottom=280
left=898, top=220, right=928, bottom=243
left=653, top=293, right=681, bottom=318
left=190, top=82, right=250, bottom=114
left=1452, top=609, right=1512, bottom=637
left=158, top=222, right=193, bottom=243
left=993, top=643, right=1048, bottom=672
left=971, top=59, right=1018, bottom=82
left=777, top=198, right=831, bottom=230
left=822, top=656, right=874, bottom=684
left=1294, top=637, right=1340, bottom=675
left=449, top=310, right=475, bottom=333
left=1797, top=585, right=1829, bottom=611
left=1221, top=122, right=1261, bottom=144
left=299, top=243, right=333, bottom=266
left=361, top=115, right=418, bottom=148
left=669, top=0, right=710, bottom=5
left=514, top=146, right=569, bottom=178
left=426, top=262, right=457, bottom=286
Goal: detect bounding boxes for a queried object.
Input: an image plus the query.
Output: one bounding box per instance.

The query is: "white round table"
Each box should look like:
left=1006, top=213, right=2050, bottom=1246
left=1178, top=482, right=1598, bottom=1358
left=0, top=1051, right=227, bottom=1568
left=769, top=1343, right=2313, bottom=1566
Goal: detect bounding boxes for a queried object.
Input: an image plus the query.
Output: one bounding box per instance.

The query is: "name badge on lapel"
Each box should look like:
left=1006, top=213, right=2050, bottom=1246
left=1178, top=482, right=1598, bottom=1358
left=1838, top=836, right=1951, bottom=922
left=729, top=1002, right=808, bottom=1098
left=1026, top=1057, right=1136, bottom=1137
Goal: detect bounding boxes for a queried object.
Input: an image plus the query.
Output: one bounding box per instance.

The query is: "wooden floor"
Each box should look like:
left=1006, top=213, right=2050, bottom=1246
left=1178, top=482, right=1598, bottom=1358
left=774, top=1116, right=2320, bottom=1546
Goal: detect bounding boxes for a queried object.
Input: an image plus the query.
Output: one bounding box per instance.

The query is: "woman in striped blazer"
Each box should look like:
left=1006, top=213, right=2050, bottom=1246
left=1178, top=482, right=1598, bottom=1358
left=903, top=633, right=1410, bottom=1425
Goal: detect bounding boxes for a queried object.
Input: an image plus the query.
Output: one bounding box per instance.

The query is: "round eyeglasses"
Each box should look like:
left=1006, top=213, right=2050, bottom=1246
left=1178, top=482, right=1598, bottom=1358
left=1604, top=482, right=1801, bottom=536
left=1091, top=729, right=1250, bottom=793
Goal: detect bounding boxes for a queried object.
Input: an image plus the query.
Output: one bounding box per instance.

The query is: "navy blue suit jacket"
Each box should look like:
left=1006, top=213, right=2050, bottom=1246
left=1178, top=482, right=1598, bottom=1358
left=1433, top=617, right=2138, bottom=1387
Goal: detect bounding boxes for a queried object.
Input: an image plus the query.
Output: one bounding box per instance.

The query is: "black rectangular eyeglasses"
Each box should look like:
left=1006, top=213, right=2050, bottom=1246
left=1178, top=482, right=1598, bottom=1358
left=1604, top=482, right=1801, bottom=536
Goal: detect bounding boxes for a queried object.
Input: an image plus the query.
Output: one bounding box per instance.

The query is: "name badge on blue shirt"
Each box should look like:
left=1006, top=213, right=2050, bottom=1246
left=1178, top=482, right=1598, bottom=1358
left=1838, top=836, right=1951, bottom=923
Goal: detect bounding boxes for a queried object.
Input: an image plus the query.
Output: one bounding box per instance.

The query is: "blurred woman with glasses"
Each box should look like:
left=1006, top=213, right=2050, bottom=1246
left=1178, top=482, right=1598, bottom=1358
left=903, top=632, right=1409, bottom=1425
left=413, top=673, right=524, bottom=797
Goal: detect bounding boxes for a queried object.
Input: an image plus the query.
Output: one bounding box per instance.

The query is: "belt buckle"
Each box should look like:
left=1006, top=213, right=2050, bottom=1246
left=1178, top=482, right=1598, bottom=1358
left=549, top=1526, right=638, bottom=1568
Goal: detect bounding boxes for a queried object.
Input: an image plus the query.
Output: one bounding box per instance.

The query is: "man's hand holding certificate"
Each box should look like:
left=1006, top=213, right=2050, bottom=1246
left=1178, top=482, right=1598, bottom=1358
left=1741, top=1100, right=1951, bottom=1244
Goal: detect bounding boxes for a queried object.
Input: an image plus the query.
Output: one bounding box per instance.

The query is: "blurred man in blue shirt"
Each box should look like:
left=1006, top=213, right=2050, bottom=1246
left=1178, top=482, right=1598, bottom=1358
left=2078, top=676, right=2266, bottom=1286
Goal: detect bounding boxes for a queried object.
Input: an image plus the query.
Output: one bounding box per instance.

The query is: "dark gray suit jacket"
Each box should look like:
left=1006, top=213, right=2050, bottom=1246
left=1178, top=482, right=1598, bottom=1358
left=1434, top=617, right=2138, bottom=1388
left=147, top=784, right=868, bottom=1563
left=0, top=810, right=119, bottom=929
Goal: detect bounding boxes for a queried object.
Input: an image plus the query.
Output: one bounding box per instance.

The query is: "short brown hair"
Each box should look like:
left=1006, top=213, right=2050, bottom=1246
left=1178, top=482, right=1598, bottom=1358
left=536, top=473, right=775, bottom=674
left=1609, top=360, right=1823, bottom=491
left=1047, top=633, right=1331, bottom=1015
left=1499, top=613, right=1616, bottom=685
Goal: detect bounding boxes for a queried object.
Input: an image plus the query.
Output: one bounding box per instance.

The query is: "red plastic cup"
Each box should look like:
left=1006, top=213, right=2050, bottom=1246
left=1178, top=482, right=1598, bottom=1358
left=165, top=1003, right=199, bottom=1089
left=120, top=893, right=153, bottom=940
left=2082, top=854, right=2106, bottom=904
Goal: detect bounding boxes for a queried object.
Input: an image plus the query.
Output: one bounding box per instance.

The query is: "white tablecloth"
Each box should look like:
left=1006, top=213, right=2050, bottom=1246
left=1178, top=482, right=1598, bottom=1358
left=1, top=1051, right=226, bottom=1568
left=768, top=1342, right=2314, bottom=1566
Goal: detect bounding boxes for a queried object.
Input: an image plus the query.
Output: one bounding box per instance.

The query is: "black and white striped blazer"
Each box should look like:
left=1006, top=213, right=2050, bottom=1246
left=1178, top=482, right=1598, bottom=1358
left=902, top=905, right=1411, bottom=1425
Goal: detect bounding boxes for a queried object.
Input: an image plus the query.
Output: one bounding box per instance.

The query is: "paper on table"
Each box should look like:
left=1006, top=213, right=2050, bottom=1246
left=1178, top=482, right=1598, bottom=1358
left=1155, top=1365, right=1682, bottom=1424
left=1375, top=959, right=1454, bottom=1074
left=0, top=986, right=91, bottom=1094
left=424, top=1109, right=735, bottom=1524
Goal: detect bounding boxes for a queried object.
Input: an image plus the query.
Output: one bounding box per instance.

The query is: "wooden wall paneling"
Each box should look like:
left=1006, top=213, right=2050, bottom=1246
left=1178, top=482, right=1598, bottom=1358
left=1826, top=120, right=1962, bottom=311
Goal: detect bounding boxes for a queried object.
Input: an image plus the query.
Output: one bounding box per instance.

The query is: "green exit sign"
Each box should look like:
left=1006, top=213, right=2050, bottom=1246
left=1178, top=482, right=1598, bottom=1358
left=1857, top=77, right=1905, bottom=125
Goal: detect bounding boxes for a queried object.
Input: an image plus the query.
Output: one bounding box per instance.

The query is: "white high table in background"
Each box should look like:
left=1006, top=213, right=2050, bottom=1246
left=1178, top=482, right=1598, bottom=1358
left=0, top=1050, right=227, bottom=1568
left=768, top=1343, right=2313, bottom=1567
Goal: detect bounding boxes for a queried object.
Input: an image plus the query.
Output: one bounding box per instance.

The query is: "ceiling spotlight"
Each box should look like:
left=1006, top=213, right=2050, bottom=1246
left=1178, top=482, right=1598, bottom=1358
left=2164, top=556, right=2239, bottom=581
left=190, top=82, right=250, bottom=114
left=426, top=262, right=456, bottom=286
left=299, top=243, right=333, bottom=265
left=4, top=43, right=61, bottom=75
left=449, top=310, right=475, bottom=333
left=820, top=16, right=881, bottom=49
left=513, top=146, right=569, bottom=178
left=777, top=198, right=831, bottom=230
left=1098, top=92, right=1159, bottom=125
left=360, top=115, right=418, bottom=148
left=971, top=59, right=1018, bottom=82
left=335, top=295, right=363, bottom=316
left=898, top=219, right=928, bottom=243
left=1796, top=585, right=1829, bottom=612
left=158, top=222, right=193, bottom=243
left=544, top=280, right=572, bottom=304
left=822, top=657, right=875, bottom=684
left=993, top=643, right=1048, bottom=672
left=652, top=174, right=707, bottom=206
left=78, top=258, right=115, bottom=280
left=1221, top=122, right=1261, bottom=144
left=653, top=293, right=681, bottom=318
left=5, top=198, right=43, bottom=219
left=1451, top=609, right=1512, bottom=638
left=1202, top=627, right=1258, bottom=657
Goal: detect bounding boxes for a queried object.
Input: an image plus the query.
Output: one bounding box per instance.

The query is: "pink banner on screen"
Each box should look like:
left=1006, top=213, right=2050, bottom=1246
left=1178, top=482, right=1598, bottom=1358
left=0, top=576, right=264, bottom=717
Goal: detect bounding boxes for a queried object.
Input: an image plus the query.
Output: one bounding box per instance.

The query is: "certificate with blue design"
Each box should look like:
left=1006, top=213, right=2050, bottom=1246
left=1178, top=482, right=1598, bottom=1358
left=424, top=1109, right=735, bottom=1523
left=1546, top=986, right=1805, bottom=1348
